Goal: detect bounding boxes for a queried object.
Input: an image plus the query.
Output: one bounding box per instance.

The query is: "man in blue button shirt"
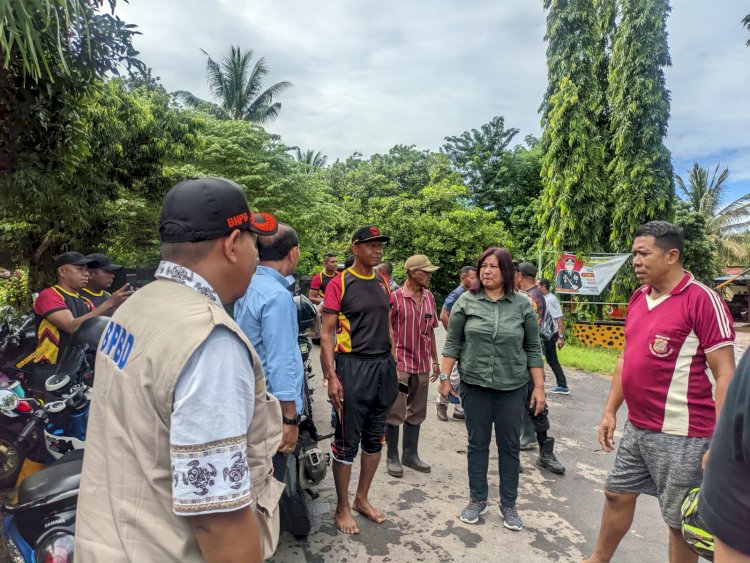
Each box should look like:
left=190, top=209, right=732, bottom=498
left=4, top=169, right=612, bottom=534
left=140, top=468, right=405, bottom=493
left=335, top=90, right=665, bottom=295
left=235, top=223, right=304, bottom=476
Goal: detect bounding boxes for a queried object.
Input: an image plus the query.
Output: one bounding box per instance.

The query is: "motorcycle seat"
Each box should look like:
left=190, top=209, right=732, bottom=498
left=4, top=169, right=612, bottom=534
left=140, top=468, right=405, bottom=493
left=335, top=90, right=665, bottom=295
left=17, top=453, right=83, bottom=505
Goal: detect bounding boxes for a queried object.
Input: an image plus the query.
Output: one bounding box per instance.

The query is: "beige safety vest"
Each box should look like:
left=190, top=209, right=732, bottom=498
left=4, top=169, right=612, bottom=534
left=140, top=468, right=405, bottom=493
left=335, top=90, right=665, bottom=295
left=75, top=279, right=284, bottom=561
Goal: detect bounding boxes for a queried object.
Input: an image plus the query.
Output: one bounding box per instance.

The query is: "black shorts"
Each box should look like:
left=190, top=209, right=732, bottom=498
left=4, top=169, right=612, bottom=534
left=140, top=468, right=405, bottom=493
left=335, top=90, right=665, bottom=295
left=331, top=353, right=398, bottom=464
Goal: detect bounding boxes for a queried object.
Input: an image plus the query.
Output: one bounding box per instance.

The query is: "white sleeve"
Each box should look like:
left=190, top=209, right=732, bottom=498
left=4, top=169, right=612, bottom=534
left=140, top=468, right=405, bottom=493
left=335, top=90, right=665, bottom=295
left=170, top=326, right=255, bottom=516
left=548, top=295, right=564, bottom=320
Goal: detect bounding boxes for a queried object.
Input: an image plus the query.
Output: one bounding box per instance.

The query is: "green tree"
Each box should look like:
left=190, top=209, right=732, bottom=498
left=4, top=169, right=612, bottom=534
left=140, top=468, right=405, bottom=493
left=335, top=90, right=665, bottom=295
left=295, top=148, right=328, bottom=171
left=1, top=78, right=197, bottom=287
left=672, top=200, right=717, bottom=284
left=675, top=163, right=750, bottom=263
left=362, top=181, right=508, bottom=295
left=607, top=0, right=674, bottom=251
left=539, top=0, right=610, bottom=254
left=175, top=46, right=291, bottom=125
left=167, top=115, right=343, bottom=274
left=441, top=116, right=520, bottom=210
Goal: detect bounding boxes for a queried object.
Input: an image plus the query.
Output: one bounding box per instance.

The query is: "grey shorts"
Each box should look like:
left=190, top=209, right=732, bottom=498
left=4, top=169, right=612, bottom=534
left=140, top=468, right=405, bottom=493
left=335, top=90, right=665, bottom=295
left=605, top=420, right=710, bottom=528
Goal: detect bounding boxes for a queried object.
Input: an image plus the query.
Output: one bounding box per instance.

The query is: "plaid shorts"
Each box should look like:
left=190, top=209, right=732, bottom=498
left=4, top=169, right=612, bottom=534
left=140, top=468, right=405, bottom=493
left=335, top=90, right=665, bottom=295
left=605, top=420, right=710, bottom=528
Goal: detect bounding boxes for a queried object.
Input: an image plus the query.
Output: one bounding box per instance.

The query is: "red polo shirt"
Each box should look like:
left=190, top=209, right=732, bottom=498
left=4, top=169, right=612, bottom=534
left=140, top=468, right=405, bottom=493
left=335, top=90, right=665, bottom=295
left=622, top=272, right=735, bottom=437
left=391, top=284, right=438, bottom=373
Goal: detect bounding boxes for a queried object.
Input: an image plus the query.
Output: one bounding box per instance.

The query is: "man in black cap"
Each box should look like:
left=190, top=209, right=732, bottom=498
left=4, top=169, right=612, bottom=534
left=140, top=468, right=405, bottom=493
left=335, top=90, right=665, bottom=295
left=320, top=225, right=398, bottom=534
left=82, top=253, right=125, bottom=309
left=32, top=251, right=132, bottom=365
left=76, top=177, right=283, bottom=562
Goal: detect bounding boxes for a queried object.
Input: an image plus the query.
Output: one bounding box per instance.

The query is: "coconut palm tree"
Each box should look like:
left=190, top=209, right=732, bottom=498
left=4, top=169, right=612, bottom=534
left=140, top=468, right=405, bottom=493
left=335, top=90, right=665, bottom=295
left=295, top=148, right=327, bottom=171
left=744, top=13, right=750, bottom=46
left=676, top=163, right=750, bottom=262
left=175, top=45, right=291, bottom=125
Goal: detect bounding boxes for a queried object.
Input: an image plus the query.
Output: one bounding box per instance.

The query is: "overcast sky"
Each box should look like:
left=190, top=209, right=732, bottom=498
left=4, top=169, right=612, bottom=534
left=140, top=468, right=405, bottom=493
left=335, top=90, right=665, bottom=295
left=118, top=0, right=750, bottom=201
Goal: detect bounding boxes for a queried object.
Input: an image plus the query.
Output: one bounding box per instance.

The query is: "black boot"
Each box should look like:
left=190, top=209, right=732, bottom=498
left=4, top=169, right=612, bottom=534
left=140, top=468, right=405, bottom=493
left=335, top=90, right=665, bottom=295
left=537, top=437, right=565, bottom=475
left=385, top=424, right=403, bottom=477
left=401, top=423, right=431, bottom=473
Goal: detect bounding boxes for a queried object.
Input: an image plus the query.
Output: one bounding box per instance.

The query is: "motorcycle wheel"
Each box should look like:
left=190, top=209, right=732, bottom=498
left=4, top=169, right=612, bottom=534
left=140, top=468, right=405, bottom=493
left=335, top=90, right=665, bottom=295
left=0, top=428, right=24, bottom=489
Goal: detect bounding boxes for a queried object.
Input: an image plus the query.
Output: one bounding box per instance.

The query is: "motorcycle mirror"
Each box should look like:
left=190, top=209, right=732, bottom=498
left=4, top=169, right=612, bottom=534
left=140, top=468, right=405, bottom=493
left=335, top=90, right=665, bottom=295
left=0, top=388, right=20, bottom=412
left=46, top=373, right=71, bottom=392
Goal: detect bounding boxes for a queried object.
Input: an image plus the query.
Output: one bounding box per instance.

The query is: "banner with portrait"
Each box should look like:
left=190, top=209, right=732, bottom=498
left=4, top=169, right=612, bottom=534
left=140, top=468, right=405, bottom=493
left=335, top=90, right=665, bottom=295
left=554, top=253, right=630, bottom=296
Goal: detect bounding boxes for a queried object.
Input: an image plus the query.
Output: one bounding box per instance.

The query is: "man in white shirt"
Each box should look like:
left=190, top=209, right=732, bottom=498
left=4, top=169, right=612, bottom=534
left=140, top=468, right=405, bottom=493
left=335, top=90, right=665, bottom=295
left=537, top=278, right=569, bottom=394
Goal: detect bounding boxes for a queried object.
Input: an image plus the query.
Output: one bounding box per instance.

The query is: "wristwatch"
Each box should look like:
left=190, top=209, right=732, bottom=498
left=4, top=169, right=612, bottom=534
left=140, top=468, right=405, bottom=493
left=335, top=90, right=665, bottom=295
left=438, top=373, right=449, bottom=382
left=283, top=415, right=301, bottom=426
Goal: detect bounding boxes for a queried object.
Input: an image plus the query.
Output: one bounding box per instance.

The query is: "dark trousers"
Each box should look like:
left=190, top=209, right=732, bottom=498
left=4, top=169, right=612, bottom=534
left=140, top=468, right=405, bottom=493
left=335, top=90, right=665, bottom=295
left=542, top=333, right=567, bottom=388
left=460, top=381, right=525, bottom=507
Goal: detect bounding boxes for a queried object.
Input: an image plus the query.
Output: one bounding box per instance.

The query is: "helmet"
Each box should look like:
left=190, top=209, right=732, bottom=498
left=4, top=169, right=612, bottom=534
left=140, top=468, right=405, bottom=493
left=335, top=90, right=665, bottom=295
left=293, top=295, right=318, bottom=332
left=680, top=487, right=714, bottom=561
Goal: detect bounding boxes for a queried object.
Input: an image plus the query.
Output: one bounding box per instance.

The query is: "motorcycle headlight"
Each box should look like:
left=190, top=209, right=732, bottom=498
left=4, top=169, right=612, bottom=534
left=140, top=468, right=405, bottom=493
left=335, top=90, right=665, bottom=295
left=34, top=531, right=74, bottom=563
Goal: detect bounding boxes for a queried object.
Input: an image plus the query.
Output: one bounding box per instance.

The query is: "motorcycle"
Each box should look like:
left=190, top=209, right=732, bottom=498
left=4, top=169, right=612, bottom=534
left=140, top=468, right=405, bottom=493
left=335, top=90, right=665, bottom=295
left=0, top=313, right=37, bottom=393
left=2, top=449, right=82, bottom=563
left=278, top=295, right=333, bottom=538
left=0, top=317, right=106, bottom=489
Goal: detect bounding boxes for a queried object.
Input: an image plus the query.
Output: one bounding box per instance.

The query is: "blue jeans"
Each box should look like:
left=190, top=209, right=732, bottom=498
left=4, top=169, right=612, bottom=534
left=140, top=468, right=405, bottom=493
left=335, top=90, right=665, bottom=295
left=460, top=381, right=525, bottom=507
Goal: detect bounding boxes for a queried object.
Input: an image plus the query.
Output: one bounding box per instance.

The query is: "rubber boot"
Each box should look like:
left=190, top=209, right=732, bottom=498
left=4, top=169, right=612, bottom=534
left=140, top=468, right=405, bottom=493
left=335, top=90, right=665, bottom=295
left=537, top=437, right=565, bottom=474
left=385, top=424, right=403, bottom=477
left=401, top=423, right=431, bottom=473
left=519, top=410, right=537, bottom=450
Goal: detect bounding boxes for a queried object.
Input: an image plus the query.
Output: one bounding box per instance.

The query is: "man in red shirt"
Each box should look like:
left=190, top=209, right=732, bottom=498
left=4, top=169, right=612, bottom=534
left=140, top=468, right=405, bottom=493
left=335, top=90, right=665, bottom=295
left=385, top=254, right=440, bottom=478
left=583, top=221, right=736, bottom=563
left=308, top=253, right=338, bottom=306
left=320, top=225, right=398, bottom=535
left=33, top=252, right=132, bottom=365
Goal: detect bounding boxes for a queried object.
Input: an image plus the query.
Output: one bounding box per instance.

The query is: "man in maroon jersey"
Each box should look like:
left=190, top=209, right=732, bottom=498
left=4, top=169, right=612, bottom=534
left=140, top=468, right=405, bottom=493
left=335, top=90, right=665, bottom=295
left=583, top=221, right=736, bottom=563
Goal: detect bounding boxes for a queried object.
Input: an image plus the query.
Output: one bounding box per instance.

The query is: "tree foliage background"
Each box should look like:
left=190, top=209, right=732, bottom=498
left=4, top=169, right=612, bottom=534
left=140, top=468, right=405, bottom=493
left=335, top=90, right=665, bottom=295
left=0, top=0, right=742, bottom=310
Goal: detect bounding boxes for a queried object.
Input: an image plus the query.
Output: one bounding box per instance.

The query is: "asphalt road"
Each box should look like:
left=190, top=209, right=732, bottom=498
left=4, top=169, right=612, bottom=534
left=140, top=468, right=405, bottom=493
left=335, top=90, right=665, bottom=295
left=271, top=328, right=675, bottom=563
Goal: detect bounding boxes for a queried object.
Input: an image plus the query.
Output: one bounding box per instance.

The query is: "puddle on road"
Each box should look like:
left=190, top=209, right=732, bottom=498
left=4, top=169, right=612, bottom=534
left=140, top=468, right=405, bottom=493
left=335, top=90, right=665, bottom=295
left=431, top=519, right=483, bottom=548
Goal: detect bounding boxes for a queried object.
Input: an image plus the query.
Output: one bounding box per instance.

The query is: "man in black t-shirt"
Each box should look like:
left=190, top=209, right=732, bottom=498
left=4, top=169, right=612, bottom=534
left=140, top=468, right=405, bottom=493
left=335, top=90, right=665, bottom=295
left=82, top=253, right=125, bottom=309
left=309, top=253, right=337, bottom=306
left=320, top=225, right=398, bottom=535
left=701, top=352, right=750, bottom=561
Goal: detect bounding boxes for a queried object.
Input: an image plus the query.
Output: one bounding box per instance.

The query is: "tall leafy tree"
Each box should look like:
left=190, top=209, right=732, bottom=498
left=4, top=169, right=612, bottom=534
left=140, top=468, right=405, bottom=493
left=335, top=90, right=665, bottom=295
left=175, top=46, right=291, bottom=125
left=441, top=116, right=520, bottom=210
left=607, top=0, right=674, bottom=251
left=676, top=163, right=750, bottom=262
left=539, top=0, right=610, bottom=254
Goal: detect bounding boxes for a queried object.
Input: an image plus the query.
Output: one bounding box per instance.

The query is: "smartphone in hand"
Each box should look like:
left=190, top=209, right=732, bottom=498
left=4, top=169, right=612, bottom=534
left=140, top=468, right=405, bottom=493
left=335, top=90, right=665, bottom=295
left=125, top=273, right=138, bottom=290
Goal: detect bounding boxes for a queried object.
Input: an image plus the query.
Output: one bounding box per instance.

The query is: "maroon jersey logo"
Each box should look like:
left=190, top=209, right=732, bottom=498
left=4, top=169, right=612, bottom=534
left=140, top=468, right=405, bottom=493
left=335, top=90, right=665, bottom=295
left=649, top=335, right=673, bottom=358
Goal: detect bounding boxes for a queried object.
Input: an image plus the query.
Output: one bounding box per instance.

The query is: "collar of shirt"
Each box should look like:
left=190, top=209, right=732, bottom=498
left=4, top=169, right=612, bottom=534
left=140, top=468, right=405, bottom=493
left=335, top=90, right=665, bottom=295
left=642, top=271, right=693, bottom=297
left=477, top=289, right=514, bottom=302
left=399, top=281, right=426, bottom=300
left=254, top=265, right=294, bottom=289
left=154, top=261, right=221, bottom=306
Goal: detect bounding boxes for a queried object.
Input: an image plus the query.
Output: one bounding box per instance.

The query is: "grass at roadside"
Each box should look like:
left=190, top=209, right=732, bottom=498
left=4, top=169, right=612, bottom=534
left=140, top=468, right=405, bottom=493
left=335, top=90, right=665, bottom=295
left=556, top=343, right=619, bottom=375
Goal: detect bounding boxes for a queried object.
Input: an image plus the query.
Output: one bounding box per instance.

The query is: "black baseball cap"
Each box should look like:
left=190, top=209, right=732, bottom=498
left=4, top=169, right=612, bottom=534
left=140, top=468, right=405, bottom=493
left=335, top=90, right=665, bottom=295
left=159, top=177, right=278, bottom=243
left=518, top=262, right=537, bottom=277
left=352, top=225, right=390, bottom=244
left=86, top=253, right=123, bottom=272
left=54, top=252, right=96, bottom=270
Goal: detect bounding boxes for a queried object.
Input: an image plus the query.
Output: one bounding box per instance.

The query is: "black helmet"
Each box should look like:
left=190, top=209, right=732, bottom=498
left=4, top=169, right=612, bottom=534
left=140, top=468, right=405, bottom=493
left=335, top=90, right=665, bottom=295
left=293, top=295, right=318, bottom=332
left=680, top=487, right=714, bottom=561
left=69, top=317, right=110, bottom=349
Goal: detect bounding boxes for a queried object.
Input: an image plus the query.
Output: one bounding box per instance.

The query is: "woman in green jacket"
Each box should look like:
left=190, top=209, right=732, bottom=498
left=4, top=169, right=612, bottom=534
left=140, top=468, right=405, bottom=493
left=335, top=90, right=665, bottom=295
left=439, top=247, right=546, bottom=531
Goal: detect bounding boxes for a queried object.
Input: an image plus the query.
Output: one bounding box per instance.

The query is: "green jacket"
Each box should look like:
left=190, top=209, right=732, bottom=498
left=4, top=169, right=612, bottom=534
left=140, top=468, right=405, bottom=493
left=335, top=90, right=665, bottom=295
left=442, top=289, right=543, bottom=391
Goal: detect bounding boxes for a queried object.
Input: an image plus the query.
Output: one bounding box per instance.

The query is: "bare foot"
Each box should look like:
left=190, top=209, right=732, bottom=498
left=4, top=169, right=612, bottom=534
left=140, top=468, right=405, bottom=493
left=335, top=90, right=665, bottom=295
left=335, top=505, right=360, bottom=534
left=352, top=497, right=386, bottom=523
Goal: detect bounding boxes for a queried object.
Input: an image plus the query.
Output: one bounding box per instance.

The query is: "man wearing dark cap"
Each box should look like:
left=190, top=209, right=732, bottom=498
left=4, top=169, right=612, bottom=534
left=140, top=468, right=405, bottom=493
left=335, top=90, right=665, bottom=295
left=320, top=225, right=398, bottom=534
left=32, top=251, right=132, bottom=365
left=76, top=177, right=283, bottom=563
left=516, top=262, right=566, bottom=475
left=81, top=253, right=125, bottom=309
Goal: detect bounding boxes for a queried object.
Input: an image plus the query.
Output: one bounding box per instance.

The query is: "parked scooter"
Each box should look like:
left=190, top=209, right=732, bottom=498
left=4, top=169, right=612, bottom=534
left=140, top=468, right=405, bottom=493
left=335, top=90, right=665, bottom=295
left=0, top=317, right=107, bottom=488
left=278, top=295, right=332, bottom=538
left=2, top=449, right=82, bottom=563
left=0, top=313, right=37, bottom=393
